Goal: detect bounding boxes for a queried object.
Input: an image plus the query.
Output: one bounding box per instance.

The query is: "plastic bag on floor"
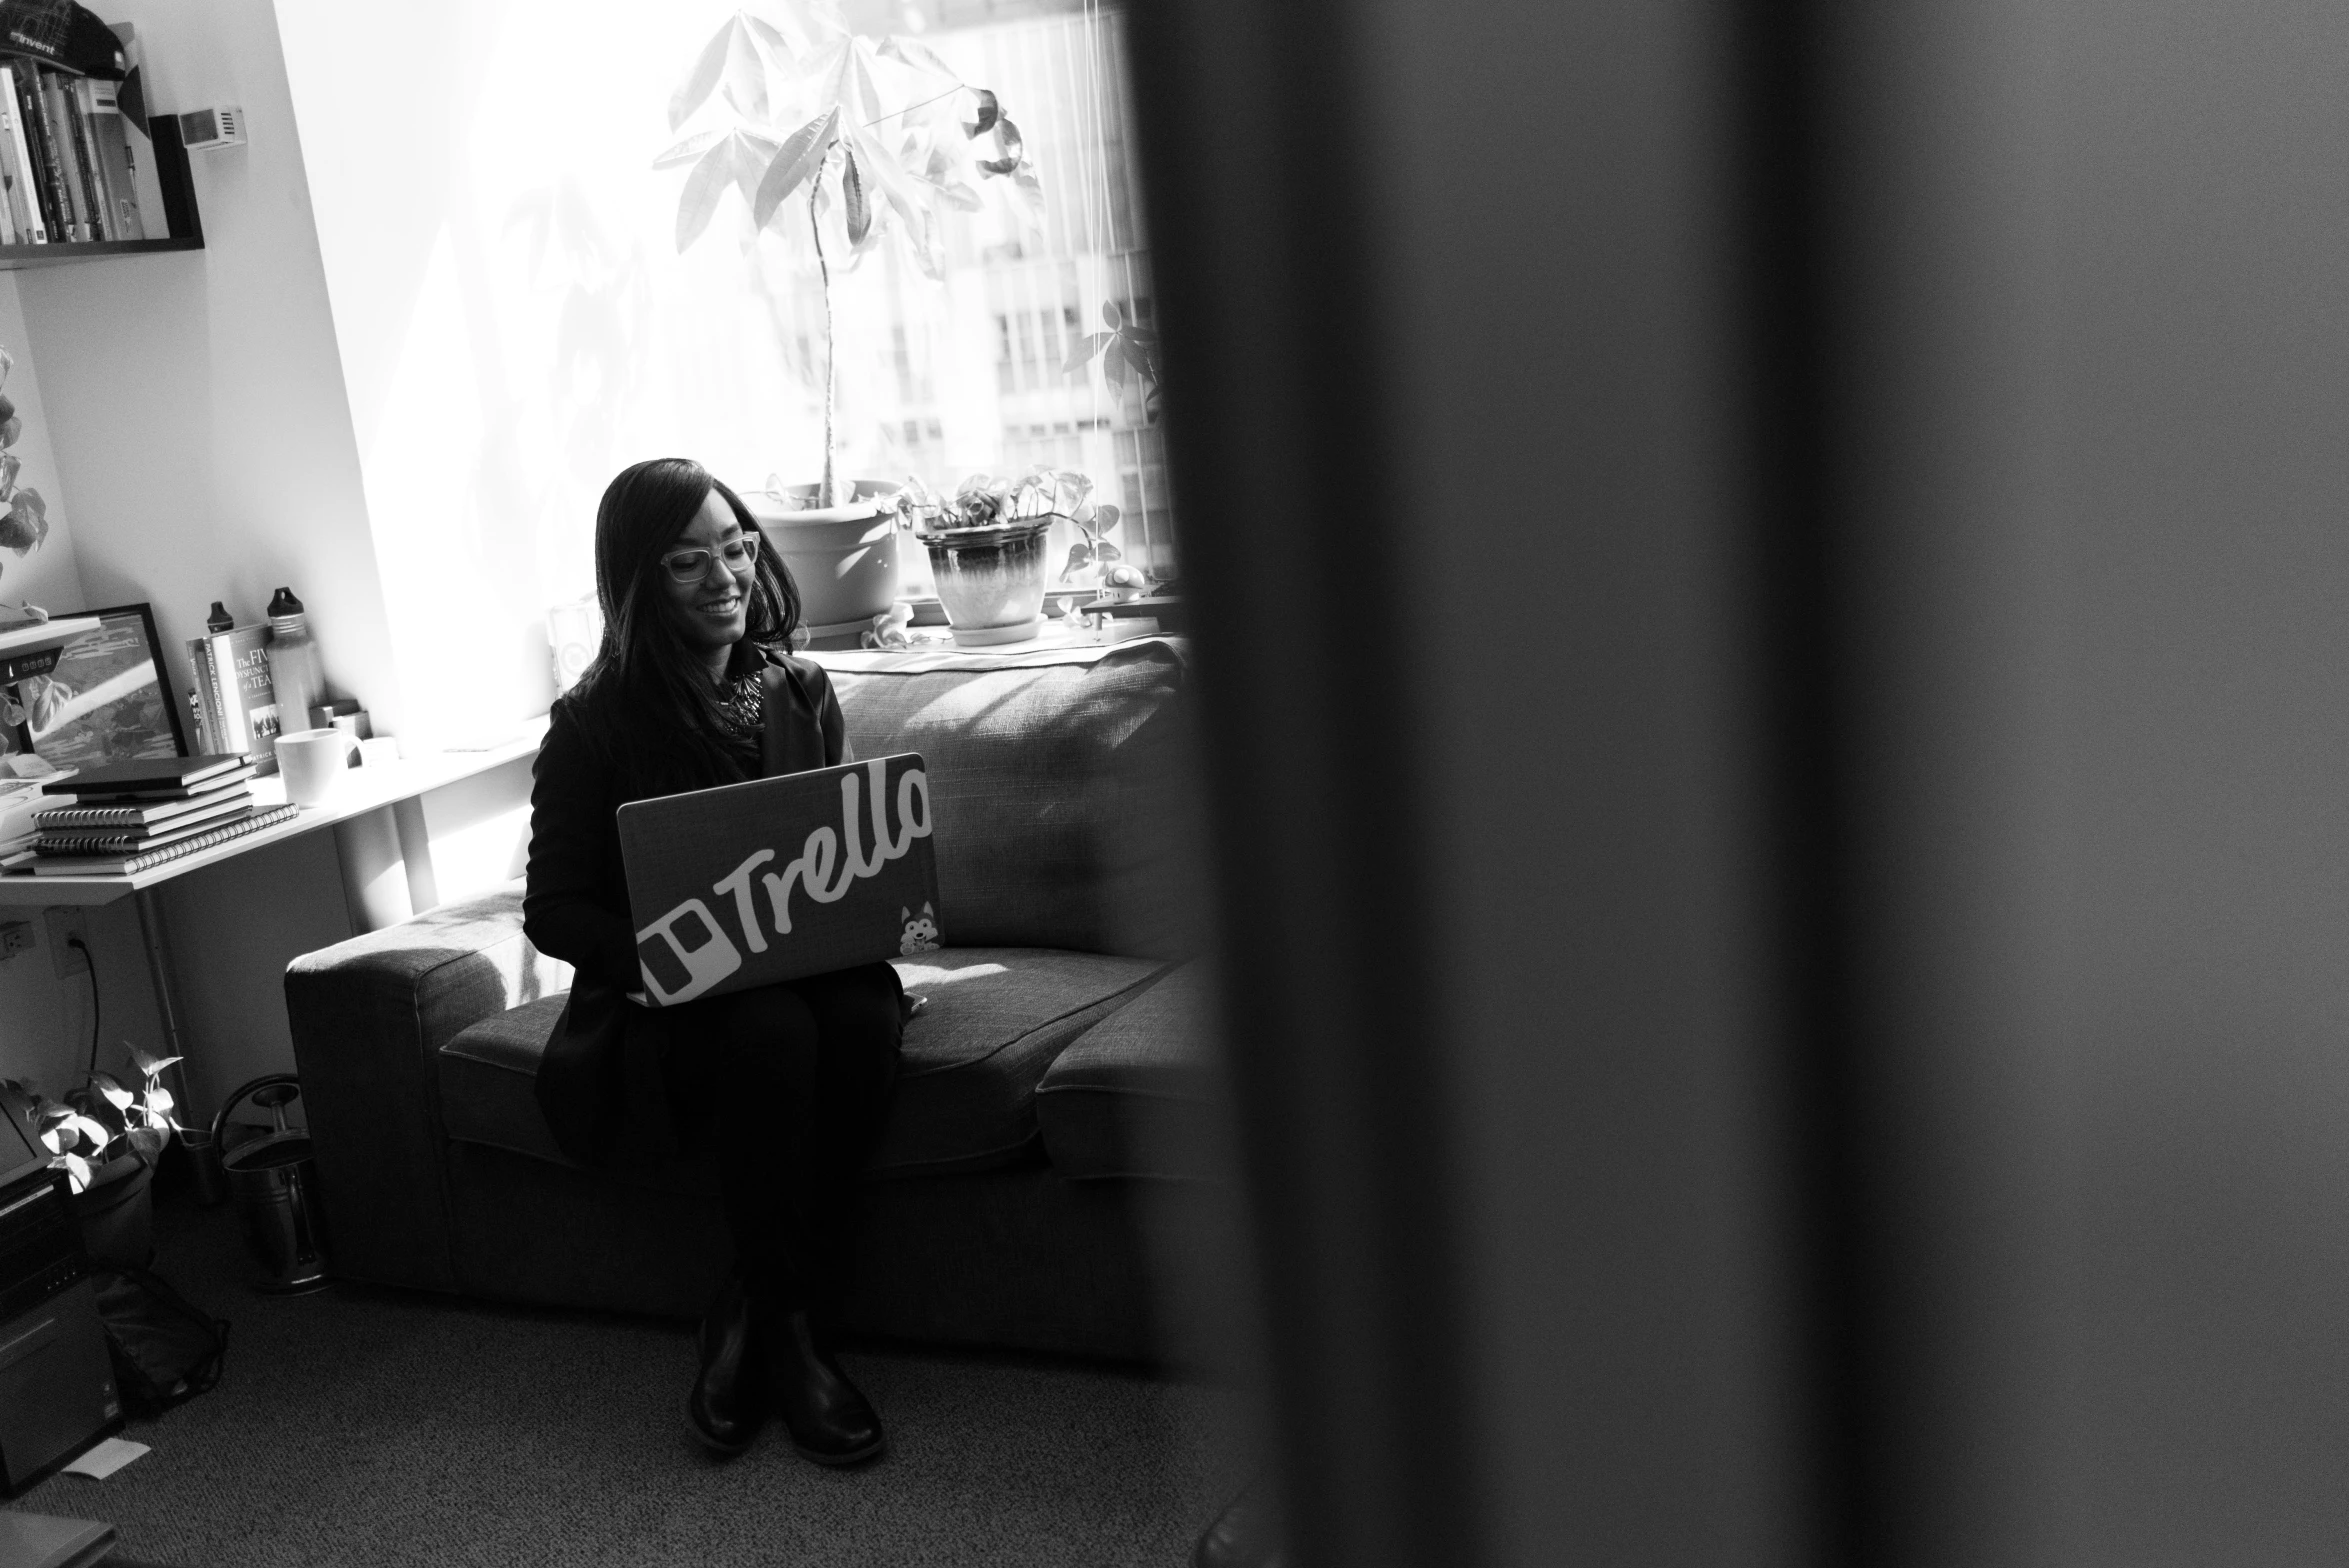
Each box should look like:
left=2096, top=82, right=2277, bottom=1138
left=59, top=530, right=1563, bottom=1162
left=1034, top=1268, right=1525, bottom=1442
left=90, top=1262, right=228, bottom=1415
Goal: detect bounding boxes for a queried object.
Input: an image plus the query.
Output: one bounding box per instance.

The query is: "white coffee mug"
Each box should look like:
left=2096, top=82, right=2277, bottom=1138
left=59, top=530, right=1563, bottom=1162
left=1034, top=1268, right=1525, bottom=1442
left=276, top=727, right=359, bottom=805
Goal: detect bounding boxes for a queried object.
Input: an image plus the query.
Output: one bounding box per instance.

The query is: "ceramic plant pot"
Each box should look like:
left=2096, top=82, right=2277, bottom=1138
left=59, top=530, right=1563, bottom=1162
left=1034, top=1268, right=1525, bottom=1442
left=923, top=518, right=1055, bottom=646
left=743, top=480, right=905, bottom=633
left=74, top=1150, right=156, bottom=1269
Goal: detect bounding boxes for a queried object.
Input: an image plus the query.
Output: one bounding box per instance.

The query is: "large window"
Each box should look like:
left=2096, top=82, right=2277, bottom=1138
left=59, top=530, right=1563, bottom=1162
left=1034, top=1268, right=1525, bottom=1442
left=332, top=0, right=1167, bottom=742
left=805, top=0, right=1169, bottom=573
left=671, top=0, right=1171, bottom=576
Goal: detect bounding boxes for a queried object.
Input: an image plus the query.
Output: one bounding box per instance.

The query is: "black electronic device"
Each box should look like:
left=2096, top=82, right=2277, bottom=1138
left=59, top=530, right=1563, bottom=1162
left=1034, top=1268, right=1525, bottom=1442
left=0, top=1167, right=122, bottom=1496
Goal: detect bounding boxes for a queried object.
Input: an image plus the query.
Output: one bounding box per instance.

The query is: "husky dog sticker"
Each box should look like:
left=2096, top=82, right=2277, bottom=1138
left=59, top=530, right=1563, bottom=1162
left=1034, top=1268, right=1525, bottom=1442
left=898, top=902, right=941, bottom=955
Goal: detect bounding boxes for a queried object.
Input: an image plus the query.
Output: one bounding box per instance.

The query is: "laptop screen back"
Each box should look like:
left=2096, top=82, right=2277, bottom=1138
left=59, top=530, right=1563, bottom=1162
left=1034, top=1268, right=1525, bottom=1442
left=616, top=753, right=943, bottom=1007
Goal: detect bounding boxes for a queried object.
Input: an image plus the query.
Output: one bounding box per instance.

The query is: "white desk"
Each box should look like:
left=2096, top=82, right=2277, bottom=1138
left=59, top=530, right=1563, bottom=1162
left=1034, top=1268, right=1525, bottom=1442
left=0, top=725, right=546, bottom=1104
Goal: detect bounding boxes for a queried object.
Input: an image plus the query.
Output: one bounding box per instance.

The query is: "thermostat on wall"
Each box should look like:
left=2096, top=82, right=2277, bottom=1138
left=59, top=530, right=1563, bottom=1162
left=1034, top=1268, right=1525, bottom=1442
left=175, top=105, right=244, bottom=151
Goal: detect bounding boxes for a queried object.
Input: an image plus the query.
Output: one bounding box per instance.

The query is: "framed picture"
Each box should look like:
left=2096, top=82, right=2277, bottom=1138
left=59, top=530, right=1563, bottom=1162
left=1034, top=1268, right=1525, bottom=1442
left=9, top=603, right=189, bottom=767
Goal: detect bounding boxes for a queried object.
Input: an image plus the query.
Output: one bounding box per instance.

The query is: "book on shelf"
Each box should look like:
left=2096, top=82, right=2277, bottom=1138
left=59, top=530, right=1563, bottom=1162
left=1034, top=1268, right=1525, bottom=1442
left=0, top=40, right=156, bottom=249
left=0, top=63, right=52, bottom=243
left=0, top=94, right=15, bottom=244
left=55, top=68, right=106, bottom=240
left=107, top=24, right=163, bottom=237
left=187, top=626, right=280, bottom=775
left=27, top=801, right=297, bottom=875
left=0, top=83, right=35, bottom=243
left=11, top=62, right=65, bottom=243
left=33, top=68, right=85, bottom=240
left=75, top=74, right=136, bottom=240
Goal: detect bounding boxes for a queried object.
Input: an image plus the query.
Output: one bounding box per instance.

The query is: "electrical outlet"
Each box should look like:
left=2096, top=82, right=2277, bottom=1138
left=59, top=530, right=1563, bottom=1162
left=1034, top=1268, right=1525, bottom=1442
left=44, top=908, right=87, bottom=977
left=0, top=921, right=30, bottom=961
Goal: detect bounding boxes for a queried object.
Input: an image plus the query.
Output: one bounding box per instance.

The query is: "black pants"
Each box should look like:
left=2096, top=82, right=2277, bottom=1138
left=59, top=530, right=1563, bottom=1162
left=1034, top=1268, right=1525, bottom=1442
left=660, top=962, right=903, bottom=1311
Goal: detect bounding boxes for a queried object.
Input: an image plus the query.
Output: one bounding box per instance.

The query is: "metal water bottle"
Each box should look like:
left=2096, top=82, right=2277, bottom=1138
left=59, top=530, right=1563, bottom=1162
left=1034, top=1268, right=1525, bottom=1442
left=265, top=587, right=325, bottom=733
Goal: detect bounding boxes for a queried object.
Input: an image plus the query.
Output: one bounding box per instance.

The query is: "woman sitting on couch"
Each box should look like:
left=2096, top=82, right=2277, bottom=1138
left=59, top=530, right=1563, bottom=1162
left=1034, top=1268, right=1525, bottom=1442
left=523, top=457, right=902, bottom=1465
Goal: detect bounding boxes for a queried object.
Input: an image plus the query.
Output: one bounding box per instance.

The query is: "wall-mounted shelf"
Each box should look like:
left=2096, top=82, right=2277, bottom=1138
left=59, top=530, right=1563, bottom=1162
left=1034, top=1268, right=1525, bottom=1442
left=0, top=111, right=199, bottom=272
left=0, top=235, right=199, bottom=269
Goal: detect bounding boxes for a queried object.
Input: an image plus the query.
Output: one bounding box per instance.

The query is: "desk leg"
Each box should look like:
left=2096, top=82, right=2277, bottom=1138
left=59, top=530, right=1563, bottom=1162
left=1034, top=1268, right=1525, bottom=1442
left=330, top=807, right=412, bottom=933
left=131, top=885, right=198, bottom=1117
left=390, top=796, right=439, bottom=917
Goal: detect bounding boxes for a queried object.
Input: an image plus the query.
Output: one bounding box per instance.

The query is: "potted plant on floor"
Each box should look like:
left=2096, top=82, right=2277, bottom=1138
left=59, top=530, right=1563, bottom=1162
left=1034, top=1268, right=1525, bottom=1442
left=658, top=4, right=1042, bottom=632
left=2, top=1043, right=181, bottom=1267
left=899, top=467, right=1121, bottom=645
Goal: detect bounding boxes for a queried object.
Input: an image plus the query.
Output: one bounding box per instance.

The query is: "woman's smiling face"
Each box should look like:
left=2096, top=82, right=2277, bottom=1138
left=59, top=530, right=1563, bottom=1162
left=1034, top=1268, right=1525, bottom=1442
left=660, top=489, right=755, bottom=660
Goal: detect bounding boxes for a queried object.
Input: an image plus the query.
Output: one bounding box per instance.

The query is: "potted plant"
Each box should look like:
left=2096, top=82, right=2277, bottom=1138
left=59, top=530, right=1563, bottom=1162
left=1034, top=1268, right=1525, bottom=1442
left=0, top=344, right=49, bottom=593
left=658, top=4, right=1041, bottom=630
left=1, top=1043, right=181, bottom=1268
left=899, top=467, right=1121, bottom=645
left=1064, top=299, right=1163, bottom=427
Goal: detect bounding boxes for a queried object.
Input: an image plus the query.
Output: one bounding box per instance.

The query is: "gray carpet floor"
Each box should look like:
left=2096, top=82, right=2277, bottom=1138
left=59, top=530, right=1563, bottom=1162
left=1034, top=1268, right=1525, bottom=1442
left=7, top=1193, right=1250, bottom=1566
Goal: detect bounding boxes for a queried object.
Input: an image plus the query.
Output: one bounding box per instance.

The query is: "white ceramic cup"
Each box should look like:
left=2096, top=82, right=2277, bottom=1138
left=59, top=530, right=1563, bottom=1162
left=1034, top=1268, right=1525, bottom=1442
left=275, top=727, right=359, bottom=806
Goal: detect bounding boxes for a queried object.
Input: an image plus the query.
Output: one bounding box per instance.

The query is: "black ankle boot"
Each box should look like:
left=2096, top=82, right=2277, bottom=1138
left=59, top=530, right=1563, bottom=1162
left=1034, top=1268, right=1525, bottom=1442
left=686, top=1278, right=764, bottom=1455
left=761, top=1306, right=884, bottom=1466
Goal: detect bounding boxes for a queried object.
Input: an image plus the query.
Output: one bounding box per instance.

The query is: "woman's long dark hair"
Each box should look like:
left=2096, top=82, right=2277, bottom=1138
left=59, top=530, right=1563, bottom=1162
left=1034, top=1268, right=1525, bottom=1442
left=561, top=457, right=801, bottom=792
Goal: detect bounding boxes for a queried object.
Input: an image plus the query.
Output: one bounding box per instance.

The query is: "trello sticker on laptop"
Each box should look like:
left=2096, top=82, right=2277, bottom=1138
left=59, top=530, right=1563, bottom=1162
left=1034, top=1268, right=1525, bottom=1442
left=635, top=898, right=744, bottom=1004
left=621, top=753, right=943, bottom=1006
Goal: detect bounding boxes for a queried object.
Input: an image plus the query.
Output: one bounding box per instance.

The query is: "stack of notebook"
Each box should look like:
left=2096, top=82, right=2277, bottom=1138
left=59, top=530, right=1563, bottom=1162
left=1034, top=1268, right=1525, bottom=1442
left=18, top=754, right=297, bottom=875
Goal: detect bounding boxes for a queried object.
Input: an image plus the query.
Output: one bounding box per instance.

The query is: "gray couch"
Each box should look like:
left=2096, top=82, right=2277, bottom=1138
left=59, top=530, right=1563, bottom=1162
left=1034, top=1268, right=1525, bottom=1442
left=281, top=640, right=1230, bottom=1361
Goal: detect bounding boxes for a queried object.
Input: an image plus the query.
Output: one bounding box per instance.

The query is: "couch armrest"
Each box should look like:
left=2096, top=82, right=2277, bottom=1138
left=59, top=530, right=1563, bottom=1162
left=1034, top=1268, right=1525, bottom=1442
left=282, top=882, right=573, bottom=1293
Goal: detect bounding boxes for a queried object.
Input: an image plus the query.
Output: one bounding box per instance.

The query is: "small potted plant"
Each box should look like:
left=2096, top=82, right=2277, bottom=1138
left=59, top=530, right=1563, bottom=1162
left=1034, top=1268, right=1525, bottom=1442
left=899, top=467, right=1121, bottom=646
left=1, top=1043, right=180, bottom=1267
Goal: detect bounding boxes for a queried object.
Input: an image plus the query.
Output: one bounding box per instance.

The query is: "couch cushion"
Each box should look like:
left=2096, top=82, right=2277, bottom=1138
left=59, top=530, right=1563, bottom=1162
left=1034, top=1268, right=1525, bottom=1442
left=435, top=948, right=1172, bottom=1179
left=824, top=642, right=1206, bottom=960
left=1036, top=961, right=1232, bottom=1181
left=439, top=993, right=574, bottom=1166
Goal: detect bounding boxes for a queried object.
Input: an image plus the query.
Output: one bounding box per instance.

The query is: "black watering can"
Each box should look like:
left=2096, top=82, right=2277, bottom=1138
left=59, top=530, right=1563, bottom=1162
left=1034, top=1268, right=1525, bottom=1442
left=210, top=1075, right=331, bottom=1294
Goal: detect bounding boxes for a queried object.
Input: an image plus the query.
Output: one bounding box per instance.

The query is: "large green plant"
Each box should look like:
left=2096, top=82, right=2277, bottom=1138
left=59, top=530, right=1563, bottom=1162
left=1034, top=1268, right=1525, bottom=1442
left=0, top=346, right=50, bottom=587
left=659, top=4, right=1039, bottom=508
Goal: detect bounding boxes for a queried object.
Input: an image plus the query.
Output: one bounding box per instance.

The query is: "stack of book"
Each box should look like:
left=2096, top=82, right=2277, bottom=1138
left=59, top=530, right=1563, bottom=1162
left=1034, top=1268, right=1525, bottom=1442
left=187, top=621, right=280, bottom=775
left=17, top=755, right=295, bottom=876
left=0, top=49, right=142, bottom=246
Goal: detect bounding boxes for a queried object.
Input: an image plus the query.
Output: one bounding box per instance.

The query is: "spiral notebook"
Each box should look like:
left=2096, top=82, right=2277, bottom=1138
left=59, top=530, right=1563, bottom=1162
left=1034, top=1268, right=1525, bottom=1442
left=37, top=792, right=255, bottom=848
left=26, top=802, right=297, bottom=874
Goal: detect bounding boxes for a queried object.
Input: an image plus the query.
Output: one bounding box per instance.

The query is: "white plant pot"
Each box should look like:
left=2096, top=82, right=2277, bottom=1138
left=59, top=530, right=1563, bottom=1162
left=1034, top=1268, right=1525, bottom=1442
left=744, top=481, right=904, bottom=632
left=924, top=518, right=1055, bottom=646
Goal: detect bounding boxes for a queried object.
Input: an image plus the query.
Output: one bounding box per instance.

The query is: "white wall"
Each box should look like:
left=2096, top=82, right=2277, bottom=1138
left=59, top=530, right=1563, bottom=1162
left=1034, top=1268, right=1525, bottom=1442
left=14, top=0, right=402, bottom=746
left=0, top=0, right=550, bottom=1110
left=271, top=0, right=787, bottom=750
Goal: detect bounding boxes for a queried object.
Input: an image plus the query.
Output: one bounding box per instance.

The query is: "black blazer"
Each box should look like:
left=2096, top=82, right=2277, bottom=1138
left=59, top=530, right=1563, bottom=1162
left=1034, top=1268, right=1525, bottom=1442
left=523, top=649, right=848, bottom=1164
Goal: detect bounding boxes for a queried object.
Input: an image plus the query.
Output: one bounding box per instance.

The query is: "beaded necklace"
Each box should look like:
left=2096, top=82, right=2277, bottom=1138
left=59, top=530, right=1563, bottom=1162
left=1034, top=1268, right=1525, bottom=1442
left=716, top=670, right=763, bottom=754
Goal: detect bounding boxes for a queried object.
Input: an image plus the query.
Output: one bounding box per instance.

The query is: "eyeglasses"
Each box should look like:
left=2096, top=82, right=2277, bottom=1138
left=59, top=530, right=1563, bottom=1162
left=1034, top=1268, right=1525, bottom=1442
left=660, top=536, right=760, bottom=582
